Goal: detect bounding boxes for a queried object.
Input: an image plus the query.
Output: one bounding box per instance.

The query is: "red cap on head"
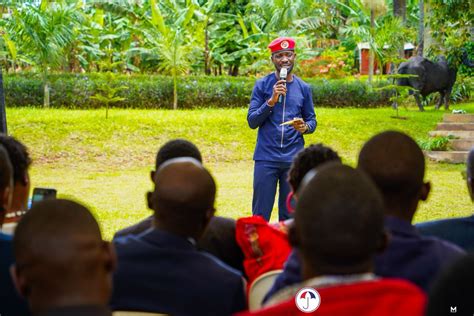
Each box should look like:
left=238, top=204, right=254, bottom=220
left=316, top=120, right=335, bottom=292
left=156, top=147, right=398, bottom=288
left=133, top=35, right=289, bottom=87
left=268, top=37, right=295, bottom=53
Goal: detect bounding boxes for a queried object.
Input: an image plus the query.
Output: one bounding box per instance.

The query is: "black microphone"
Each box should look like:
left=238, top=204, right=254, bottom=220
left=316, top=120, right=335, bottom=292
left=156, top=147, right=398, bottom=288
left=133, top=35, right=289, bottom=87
left=278, top=67, right=288, bottom=103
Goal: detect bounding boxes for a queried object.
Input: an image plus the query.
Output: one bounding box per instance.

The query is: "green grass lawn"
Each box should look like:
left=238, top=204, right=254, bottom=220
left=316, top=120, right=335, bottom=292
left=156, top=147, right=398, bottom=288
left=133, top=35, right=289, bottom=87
left=6, top=103, right=474, bottom=239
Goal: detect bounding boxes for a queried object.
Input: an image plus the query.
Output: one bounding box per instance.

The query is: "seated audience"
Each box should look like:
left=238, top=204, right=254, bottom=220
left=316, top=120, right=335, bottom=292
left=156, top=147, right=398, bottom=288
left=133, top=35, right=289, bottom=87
left=426, top=254, right=474, bottom=316
left=416, top=147, right=474, bottom=251
left=0, top=144, right=30, bottom=316
left=0, top=135, right=32, bottom=218
left=114, top=139, right=244, bottom=273
left=111, top=157, right=246, bottom=315
left=11, top=199, right=115, bottom=316
left=114, top=139, right=203, bottom=237
left=359, top=131, right=465, bottom=291
left=238, top=164, right=426, bottom=316
left=240, top=144, right=341, bottom=289
left=263, top=131, right=465, bottom=303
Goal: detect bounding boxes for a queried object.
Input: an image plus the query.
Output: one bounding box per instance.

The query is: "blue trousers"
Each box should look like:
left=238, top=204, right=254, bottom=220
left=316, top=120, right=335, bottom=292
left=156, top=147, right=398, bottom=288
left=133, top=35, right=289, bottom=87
left=252, top=161, right=292, bottom=221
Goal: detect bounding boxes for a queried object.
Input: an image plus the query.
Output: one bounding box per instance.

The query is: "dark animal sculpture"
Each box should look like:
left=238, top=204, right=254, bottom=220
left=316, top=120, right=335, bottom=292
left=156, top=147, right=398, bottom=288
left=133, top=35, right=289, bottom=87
left=397, top=52, right=473, bottom=111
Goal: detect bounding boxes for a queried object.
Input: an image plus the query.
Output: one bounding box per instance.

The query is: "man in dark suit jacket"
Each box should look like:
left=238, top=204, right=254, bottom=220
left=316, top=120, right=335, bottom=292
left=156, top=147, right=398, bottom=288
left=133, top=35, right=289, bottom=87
left=114, top=139, right=244, bottom=274
left=416, top=147, right=474, bottom=251
left=111, top=158, right=246, bottom=315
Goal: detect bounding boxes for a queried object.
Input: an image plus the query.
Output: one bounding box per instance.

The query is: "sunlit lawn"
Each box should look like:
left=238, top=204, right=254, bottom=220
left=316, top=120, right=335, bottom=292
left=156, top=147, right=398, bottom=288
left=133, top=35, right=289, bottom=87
left=6, top=102, right=474, bottom=239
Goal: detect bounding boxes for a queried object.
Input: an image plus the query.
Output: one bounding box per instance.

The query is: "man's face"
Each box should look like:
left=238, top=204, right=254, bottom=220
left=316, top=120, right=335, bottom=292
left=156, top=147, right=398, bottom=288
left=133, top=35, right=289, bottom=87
left=271, top=50, right=296, bottom=74
left=10, top=172, right=30, bottom=212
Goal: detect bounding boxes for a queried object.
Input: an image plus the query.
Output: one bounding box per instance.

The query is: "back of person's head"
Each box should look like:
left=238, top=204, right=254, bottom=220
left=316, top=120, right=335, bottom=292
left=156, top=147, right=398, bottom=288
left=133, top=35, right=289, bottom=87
left=288, top=143, right=341, bottom=193
left=466, top=147, right=474, bottom=201
left=357, top=131, right=428, bottom=218
left=155, top=139, right=202, bottom=170
left=426, top=254, right=474, bottom=316
left=12, top=199, right=115, bottom=313
left=0, top=135, right=31, bottom=186
left=0, top=145, right=13, bottom=225
left=0, top=135, right=32, bottom=212
left=291, top=163, right=385, bottom=277
left=149, top=157, right=216, bottom=239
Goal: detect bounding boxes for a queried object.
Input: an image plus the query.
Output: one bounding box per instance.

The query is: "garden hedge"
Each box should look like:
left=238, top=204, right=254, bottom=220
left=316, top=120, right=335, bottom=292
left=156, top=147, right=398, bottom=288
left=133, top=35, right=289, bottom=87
left=3, top=73, right=397, bottom=109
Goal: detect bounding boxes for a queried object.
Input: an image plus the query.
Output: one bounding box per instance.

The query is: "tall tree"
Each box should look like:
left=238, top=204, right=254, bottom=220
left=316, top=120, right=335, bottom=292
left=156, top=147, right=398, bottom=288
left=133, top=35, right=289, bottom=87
left=146, top=0, right=197, bottom=109
left=344, top=0, right=387, bottom=83
left=428, top=0, right=472, bottom=65
left=393, top=0, right=406, bottom=58
left=417, top=0, right=424, bottom=56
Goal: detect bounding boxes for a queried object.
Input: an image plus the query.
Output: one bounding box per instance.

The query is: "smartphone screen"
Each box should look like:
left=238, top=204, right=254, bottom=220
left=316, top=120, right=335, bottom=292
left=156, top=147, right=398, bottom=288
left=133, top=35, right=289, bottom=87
left=31, top=188, right=57, bottom=205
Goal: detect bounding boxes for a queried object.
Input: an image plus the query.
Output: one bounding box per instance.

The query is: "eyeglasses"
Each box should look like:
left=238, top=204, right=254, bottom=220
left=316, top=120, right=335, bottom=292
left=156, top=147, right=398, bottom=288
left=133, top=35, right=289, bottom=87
left=272, top=51, right=295, bottom=60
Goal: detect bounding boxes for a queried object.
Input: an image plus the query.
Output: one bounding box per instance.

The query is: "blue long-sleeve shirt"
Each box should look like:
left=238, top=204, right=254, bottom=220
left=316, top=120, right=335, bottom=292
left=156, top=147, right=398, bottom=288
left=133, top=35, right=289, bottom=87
left=247, top=73, right=316, bottom=162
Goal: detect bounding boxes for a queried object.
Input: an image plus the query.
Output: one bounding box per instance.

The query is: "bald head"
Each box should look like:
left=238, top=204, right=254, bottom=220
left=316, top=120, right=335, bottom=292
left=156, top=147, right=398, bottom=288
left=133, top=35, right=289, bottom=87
left=150, top=157, right=216, bottom=239
left=12, top=199, right=114, bottom=312
left=293, top=164, right=385, bottom=276
left=358, top=131, right=427, bottom=216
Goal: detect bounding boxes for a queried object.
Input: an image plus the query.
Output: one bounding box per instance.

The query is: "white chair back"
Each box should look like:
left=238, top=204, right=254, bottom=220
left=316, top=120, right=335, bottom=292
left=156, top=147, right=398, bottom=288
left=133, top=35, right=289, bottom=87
left=248, top=269, right=283, bottom=311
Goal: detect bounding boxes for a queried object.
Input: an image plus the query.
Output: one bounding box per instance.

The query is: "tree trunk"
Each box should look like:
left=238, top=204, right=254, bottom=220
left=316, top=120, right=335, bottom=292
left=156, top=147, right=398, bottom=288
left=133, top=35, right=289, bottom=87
left=417, top=0, right=425, bottom=56
left=368, top=9, right=375, bottom=84
left=43, top=70, right=50, bottom=108
left=393, top=0, right=407, bottom=23
left=424, top=1, right=433, bottom=55
left=231, top=65, right=239, bottom=76
left=173, top=73, right=178, bottom=110
left=204, top=20, right=211, bottom=75
left=393, top=0, right=407, bottom=58
left=0, top=66, right=8, bottom=134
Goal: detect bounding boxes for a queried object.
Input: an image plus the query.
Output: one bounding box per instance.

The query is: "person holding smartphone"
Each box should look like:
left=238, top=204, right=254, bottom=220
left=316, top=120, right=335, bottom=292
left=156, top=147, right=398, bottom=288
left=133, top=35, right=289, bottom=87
left=247, top=37, right=317, bottom=221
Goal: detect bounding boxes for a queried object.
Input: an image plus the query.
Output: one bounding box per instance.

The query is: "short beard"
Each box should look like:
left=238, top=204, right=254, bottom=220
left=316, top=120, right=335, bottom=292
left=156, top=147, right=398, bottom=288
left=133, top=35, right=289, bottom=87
left=275, top=64, right=294, bottom=75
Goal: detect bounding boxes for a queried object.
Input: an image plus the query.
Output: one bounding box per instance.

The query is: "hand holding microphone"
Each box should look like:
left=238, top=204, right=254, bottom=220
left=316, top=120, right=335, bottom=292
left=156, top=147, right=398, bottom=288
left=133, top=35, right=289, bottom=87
left=278, top=67, right=287, bottom=103
left=268, top=68, right=288, bottom=107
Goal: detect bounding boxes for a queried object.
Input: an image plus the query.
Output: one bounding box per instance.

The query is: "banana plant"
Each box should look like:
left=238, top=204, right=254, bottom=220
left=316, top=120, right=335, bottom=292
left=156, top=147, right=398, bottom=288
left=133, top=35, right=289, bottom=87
left=140, top=0, right=197, bottom=109
left=7, top=0, right=82, bottom=107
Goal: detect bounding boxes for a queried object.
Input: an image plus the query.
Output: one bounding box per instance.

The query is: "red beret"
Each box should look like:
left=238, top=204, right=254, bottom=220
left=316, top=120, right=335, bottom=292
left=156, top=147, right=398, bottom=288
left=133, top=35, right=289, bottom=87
left=268, top=37, right=295, bottom=53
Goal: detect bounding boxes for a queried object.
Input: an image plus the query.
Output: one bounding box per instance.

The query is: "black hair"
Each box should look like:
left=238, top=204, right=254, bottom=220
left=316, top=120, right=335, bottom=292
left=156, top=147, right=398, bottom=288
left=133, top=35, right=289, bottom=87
left=155, top=139, right=202, bottom=170
left=0, top=135, right=31, bottom=185
left=0, top=144, right=13, bottom=193
left=294, top=164, right=385, bottom=269
left=358, top=131, right=425, bottom=202
left=288, top=143, right=341, bottom=192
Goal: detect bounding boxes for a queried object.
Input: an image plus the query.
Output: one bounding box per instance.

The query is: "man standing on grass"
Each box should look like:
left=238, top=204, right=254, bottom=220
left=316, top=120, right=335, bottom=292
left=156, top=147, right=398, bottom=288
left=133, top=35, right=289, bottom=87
left=247, top=37, right=316, bottom=221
